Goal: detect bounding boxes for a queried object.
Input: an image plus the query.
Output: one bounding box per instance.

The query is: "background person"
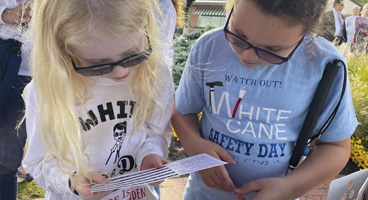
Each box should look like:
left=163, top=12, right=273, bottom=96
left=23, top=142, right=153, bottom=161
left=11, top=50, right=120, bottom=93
left=351, top=4, right=368, bottom=54
left=158, top=0, right=185, bottom=72
left=344, top=5, right=361, bottom=54
left=0, top=1, right=31, bottom=199
left=319, top=0, right=347, bottom=46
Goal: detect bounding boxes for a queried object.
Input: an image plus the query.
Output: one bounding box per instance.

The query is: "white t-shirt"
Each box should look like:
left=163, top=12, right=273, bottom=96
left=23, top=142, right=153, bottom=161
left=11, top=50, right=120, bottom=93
left=333, top=9, right=344, bottom=37
left=345, top=15, right=358, bottom=40
left=23, top=68, right=174, bottom=199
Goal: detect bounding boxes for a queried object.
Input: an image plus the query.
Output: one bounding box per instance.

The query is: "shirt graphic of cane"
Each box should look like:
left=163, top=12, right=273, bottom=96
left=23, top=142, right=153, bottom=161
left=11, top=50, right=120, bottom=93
left=105, top=122, right=127, bottom=165
left=206, top=81, right=223, bottom=113
left=232, top=90, right=246, bottom=118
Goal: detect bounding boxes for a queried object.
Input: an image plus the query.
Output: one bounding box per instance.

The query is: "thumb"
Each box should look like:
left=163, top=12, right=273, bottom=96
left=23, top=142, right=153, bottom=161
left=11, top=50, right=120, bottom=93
left=215, top=146, right=236, bottom=165
left=236, top=194, right=246, bottom=200
left=153, top=157, right=167, bottom=168
left=161, top=158, right=168, bottom=165
left=92, top=173, right=109, bottom=184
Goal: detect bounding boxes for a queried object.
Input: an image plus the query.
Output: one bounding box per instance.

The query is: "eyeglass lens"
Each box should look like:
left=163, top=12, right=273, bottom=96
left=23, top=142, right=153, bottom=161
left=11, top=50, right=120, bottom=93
left=78, top=65, right=113, bottom=76
left=224, top=31, right=284, bottom=64
left=76, top=51, right=150, bottom=77
left=119, top=53, right=150, bottom=68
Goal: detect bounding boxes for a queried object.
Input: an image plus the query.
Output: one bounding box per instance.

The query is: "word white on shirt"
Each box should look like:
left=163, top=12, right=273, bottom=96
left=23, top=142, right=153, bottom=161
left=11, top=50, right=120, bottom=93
left=79, top=100, right=136, bottom=131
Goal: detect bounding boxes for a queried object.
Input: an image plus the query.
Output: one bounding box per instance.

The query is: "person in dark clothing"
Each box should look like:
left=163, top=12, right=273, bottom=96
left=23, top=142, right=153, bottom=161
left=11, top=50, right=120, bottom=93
left=0, top=1, right=32, bottom=200
left=319, top=0, right=347, bottom=46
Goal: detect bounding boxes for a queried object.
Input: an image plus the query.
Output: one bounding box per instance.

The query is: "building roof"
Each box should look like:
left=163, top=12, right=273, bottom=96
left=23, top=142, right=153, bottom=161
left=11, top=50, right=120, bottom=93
left=193, top=0, right=226, bottom=6
left=350, top=0, right=366, bottom=7
left=193, top=7, right=226, bottom=16
left=194, top=0, right=226, bottom=2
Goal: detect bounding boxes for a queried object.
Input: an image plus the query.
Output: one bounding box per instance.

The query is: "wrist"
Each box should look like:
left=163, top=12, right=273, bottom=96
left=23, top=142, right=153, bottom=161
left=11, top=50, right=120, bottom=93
left=68, top=172, right=79, bottom=196
left=283, top=173, right=305, bottom=198
left=181, top=135, right=206, bottom=156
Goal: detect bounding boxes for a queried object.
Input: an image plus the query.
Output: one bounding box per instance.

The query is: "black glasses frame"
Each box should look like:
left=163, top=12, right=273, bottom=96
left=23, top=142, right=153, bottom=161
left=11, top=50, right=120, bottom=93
left=71, top=36, right=152, bottom=77
left=223, top=7, right=304, bottom=64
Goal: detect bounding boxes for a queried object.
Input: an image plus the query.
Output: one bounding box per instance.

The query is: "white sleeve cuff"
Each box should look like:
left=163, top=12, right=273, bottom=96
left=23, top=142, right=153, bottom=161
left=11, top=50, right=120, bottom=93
left=0, top=6, right=8, bottom=24
left=136, top=142, right=165, bottom=171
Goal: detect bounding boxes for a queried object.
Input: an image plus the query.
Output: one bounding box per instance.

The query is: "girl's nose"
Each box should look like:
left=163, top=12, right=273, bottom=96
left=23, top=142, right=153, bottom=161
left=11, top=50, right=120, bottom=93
left=241, top=48, right=259, bottom=62
left=111, top=65, right=131, bottom=74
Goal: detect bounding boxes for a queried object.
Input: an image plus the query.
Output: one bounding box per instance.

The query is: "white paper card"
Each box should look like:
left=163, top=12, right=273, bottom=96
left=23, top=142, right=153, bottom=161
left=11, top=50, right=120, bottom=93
left=91, top=153, right=227, bottom=192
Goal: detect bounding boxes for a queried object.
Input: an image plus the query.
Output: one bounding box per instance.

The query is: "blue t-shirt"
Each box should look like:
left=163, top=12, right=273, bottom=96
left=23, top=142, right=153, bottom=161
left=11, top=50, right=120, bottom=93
left=175, top=28, right=357, bottom=200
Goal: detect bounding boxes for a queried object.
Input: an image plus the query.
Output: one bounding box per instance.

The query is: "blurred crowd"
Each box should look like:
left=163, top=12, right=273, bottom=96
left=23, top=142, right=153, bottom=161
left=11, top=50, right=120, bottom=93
left=319, top=0, right=368, bottom=55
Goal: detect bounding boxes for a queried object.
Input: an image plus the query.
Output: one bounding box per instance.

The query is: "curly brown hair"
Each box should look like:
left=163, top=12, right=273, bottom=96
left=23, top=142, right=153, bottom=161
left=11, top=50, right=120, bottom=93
left=227, top=0, right=328, bottom=34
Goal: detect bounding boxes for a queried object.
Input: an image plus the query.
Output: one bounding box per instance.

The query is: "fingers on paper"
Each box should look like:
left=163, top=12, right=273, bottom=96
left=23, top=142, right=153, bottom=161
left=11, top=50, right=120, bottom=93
left=215, top=145, right=236, bottom=165
left=200, top=165, right=236, bottom=192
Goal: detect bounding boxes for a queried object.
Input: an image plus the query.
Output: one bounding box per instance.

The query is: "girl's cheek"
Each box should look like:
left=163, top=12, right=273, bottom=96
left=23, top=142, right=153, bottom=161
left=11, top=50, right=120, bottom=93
left=229, top=44, right=243, bottom=55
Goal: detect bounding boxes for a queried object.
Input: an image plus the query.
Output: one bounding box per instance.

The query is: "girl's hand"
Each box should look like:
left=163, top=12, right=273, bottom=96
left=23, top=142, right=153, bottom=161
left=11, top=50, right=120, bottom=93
left=140, top=154, right=168, bottom=186
left=69, top=173, right=111, bottom=200
left=171, top=111, right=236, bottom=192
left=234, top=177, right=294, bottom=200
left=188, top=137, right=237, bottom=192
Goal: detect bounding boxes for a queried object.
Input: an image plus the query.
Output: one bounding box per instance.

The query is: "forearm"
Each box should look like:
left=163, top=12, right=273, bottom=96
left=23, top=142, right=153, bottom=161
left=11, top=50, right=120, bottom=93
left=286, top=137, right=351, bottom=197
left=136, top=124, right=172, bottom=170
left=137, top=78, right=174, bottom=168
left=24, top=157, right=73, bottom=194
left=171, top=107, right=203, bottom=156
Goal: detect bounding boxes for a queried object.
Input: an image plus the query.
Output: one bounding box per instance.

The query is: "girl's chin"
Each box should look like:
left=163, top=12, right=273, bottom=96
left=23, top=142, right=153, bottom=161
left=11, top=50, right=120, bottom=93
left=107, top=71, right=131, bottom=82
left=110, top=77, right=128, bottom=82
left=240, top=59, right=261, bottom=68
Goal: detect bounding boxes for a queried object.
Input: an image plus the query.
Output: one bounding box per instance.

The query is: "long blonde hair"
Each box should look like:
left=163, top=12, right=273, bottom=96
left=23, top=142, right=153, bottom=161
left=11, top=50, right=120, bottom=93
left=28, top=0, right=162, bottom=177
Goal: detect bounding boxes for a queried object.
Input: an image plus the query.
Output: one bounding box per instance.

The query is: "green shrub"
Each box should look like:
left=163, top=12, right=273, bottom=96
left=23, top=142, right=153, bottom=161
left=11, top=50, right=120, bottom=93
left=348, top=55, right=368, bottom=138
left=172, top=27, right=214, bottom=89
left=17, top=181, right=45, bottom=199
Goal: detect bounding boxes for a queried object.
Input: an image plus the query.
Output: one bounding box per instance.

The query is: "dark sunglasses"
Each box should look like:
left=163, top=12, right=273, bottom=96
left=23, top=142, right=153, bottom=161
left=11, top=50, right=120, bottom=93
left=223, top=7, right=304, bottom=65
left=71, top=36, right=152, bottom=77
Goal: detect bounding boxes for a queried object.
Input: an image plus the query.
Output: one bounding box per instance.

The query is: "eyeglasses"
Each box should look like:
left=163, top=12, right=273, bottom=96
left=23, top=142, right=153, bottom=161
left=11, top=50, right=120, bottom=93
left=223, top=7, right=304, bottom=65
left=71, top=36, right=152, bottom=77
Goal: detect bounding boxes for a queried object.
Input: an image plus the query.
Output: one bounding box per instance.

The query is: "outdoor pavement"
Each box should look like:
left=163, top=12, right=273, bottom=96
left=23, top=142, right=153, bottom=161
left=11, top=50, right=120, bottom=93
left=33, top=175, right=338, bottom=200
left=161, top=175, right=341, bottom=200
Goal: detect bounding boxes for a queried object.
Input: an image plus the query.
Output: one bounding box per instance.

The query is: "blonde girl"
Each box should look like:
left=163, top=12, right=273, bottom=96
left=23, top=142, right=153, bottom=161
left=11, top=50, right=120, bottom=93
left=22, top=0, right=174, bottom=199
